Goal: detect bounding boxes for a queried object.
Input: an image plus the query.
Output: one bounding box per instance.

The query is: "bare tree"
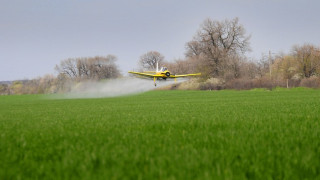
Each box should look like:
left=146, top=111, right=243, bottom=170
left=139, top=51, right=165, bottom=71
left=85, top=55, right=120, bottom=79
left=185, top=17, right=251, bottom=77
left=292, top=44, right=320, bottom=78
left=245, top=61, right=259, bottom=79
left=55, top=55, right=120, bottom=81
left=226, top=54, right=244, bottom=79
left=164, top=58, right=200, bottom=75
left=55, top=58, right=78, bottom=78
left=256, top=55, right=271, bottom=78
left=185, top=41, right=202, bottom=58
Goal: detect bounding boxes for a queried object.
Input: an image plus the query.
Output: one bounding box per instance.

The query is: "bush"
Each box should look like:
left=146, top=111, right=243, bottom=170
left=226, top=77, right=274, bottom=90
left=225, top=77, right=303, bottom=90
left=176, top=78, right=201, bottom=90
left=300, top=77, right=320, bottom=88
left=199, top=78, right=225, bottom=90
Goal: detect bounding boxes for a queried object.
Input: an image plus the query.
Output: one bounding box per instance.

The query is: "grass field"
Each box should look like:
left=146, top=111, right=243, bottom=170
left=1, top=88, right=320, bottom=179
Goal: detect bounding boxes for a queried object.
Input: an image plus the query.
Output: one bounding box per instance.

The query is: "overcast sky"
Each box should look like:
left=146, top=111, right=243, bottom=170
left=1, top=0, right=319, bottom=81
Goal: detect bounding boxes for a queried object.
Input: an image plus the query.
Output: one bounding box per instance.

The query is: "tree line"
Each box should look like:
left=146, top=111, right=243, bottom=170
left=1, top=17, right=320, bottom=95
left=137, top=18, right=320, bottom=90
left=0, top=56, right=121, bottom=95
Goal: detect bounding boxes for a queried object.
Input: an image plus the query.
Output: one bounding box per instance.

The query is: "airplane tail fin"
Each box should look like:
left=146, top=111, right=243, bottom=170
left=156, top=62, right=159, bottom=73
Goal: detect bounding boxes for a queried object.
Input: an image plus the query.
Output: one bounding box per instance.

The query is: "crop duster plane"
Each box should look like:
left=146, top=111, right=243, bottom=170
left=128, top=63, right=201, bottom=86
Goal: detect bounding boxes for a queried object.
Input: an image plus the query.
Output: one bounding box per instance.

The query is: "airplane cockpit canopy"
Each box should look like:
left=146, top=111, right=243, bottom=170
left=160, top=67, right=168, bottom=72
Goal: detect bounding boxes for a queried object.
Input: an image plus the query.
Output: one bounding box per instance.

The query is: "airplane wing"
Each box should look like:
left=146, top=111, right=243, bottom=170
left=128, top=71, right=163, bottom=77
left=169, top=73, right=201, bottom=78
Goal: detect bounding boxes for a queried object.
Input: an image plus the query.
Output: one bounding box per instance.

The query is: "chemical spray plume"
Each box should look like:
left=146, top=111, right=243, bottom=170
left=50, top=77, right=182, bottom=99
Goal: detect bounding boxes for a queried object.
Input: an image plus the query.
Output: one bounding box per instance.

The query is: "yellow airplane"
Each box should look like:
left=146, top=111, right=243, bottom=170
left=128, top=63, right=201, bottom=86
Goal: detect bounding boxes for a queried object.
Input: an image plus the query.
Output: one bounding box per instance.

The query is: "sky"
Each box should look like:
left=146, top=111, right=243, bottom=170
left=1, top=0, right=319, bottom=81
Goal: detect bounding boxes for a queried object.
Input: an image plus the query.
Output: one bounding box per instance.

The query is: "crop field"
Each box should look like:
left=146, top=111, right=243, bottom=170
left=1, top=88, right=320, bottom=179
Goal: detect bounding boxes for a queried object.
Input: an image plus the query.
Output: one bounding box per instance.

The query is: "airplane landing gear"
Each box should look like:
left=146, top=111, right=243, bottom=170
left=153, top=77, right=157, bottom=87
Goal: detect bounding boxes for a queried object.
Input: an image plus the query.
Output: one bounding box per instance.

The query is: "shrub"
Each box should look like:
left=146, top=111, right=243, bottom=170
left=300, top=77, right=320, bottom=88
left=199, top=78, right=225, bottom=90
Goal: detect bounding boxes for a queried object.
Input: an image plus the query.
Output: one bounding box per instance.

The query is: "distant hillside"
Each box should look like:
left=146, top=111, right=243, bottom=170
left=0, top=81, right=12, bottom=85
left=0, top=80, right=30, bottom=85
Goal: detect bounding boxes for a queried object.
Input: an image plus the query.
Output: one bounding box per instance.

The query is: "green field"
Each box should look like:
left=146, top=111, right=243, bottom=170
left=1, top=89, right=320, bottom=179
